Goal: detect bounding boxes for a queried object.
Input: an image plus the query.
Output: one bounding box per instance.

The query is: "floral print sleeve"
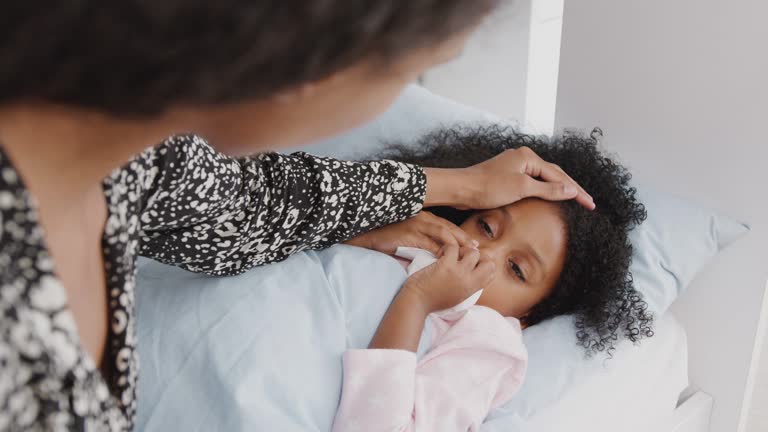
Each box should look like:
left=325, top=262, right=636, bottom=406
left=127, top=134, right=427, bottom=274
left=0, top=135, right=426, bottom=431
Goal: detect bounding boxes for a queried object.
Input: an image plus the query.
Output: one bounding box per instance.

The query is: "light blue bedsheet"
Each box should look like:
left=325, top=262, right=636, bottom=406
left=135, top=245, right=433, bottom=432
left=135, top=242, right=685, bottom=432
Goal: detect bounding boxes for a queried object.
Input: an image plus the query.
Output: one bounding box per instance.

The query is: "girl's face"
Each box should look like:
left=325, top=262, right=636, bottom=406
left=460, top=199, right=568, bottom=320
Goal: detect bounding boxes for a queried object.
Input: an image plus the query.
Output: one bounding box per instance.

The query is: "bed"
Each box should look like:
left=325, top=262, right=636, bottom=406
left=134, top=2, right=767, bottom=429
left=292, top=84, right=746, bottom=432
left=405, top=0, right=768, bottom=429
left=553, top=2, right=768, bottom=431
left=135, top=244, right=687, bottom=432
left=135, top=84, right=718, bottom=431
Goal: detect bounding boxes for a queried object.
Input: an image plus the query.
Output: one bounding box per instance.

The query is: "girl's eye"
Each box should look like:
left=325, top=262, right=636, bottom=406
left=479, top=219, right=494, bottom=237
left=509, top=260, right=526, bottom=282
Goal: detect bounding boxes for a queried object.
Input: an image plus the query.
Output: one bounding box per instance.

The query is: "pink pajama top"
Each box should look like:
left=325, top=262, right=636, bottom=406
left=332, top=306, right=527, bottom=432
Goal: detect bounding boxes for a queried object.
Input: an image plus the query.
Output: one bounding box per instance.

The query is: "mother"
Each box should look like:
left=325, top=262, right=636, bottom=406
left=0, top=1, right=593, bottom=430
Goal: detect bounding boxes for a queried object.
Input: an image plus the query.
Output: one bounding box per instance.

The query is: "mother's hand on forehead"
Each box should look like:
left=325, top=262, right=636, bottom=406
left=424, top=146, right=595, bottom=211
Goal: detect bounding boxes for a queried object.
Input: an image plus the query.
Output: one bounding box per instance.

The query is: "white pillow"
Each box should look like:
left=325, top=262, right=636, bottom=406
left=628, top=186, right=748, bottom=314
left=293, top=85, right=499, bottom=159
left=482, top=314, right=689, bottom=432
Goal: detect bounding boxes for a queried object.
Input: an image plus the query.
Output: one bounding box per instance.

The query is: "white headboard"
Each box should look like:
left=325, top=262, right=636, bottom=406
left=554, top=1, right=768, bottom=431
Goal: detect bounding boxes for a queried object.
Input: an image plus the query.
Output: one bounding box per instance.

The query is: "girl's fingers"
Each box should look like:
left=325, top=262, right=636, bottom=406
left=458, top=246, right=481, bottom=268
left=441, top=244, right=460, bottom=262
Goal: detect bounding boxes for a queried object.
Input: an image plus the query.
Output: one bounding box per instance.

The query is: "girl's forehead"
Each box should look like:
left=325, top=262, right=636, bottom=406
left=500, top=200, right=568, bottom=254
left=502, top=198, right=564, bottom=221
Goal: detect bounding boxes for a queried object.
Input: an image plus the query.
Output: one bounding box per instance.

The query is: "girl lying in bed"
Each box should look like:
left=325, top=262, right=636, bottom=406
left=332, top=126, right=653, bottom=431
left=134, top=126, right=653, bottom=431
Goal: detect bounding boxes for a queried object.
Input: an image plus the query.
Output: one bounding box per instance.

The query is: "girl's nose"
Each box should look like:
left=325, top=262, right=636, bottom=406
left=478, top=241, right=501, bottom=262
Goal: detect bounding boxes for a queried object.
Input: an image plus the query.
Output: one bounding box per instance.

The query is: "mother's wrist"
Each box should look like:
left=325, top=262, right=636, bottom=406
left=343, top=235, right=371, bottom=250
left=422, top=167, right=477, bottom=208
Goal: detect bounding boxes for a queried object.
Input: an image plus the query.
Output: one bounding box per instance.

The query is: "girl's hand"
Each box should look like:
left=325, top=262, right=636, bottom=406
left=424, top=146, right=595, bottom=211
left=402, top=245, right=496, bottom=313
left=345, top=212, right=476, bottom=255
left=369, top=245, right=494, bottom=352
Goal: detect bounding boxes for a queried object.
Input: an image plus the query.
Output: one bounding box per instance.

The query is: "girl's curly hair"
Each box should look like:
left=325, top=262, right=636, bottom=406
left=377, top=125, right=653, bottom=356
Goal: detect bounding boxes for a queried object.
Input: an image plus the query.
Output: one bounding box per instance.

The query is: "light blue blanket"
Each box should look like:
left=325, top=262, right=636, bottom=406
left=135, top=245, right=433, bottom=432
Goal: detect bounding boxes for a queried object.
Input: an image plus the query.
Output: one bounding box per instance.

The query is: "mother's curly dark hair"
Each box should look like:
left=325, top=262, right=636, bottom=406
left=0, top=1, right=497, bottom=115
left=377, top=125, right=653, bottom=356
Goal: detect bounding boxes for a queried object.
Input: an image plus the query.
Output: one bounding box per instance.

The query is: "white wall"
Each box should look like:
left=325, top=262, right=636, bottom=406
left=554, top=1, right=768, bottom=431
left=422, top=0, right=565, bottom=134
left=524, top=0, right=564, bottom=134
left=422, top=0, right=532, bottom=122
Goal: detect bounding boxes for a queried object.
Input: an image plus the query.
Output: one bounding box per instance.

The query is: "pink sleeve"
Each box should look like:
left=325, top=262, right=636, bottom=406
left=332, top=307, right=527, bottom=432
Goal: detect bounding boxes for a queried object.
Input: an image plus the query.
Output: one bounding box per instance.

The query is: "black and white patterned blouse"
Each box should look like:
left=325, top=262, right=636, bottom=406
left=0, top=135, right=426, bottom=431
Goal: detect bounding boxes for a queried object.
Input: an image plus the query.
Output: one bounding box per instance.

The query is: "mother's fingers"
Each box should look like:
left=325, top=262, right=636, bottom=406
left=412, top=234, right=442, bottom=256
left=524, top=151, right=595, bottom=210
left=520, top=177, right=579, bottom=202
left=421, top=214, right=475, bottom=248
left=421, top=223, right=459, bottom=250
left=545, top=162, right=595, bottom=209
left=546, top=162, right=593, bottom=201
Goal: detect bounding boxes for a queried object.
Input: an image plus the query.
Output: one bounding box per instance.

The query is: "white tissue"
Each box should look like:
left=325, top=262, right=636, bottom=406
left=395, top=246, right=484, bottom=320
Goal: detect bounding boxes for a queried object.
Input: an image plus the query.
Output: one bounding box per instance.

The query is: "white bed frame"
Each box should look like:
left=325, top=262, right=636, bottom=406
left=554, top=1, right=768, bottom=431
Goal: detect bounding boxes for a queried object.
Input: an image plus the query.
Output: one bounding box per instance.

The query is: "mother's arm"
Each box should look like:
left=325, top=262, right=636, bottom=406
left=123, top=134, right=464, bottom=275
